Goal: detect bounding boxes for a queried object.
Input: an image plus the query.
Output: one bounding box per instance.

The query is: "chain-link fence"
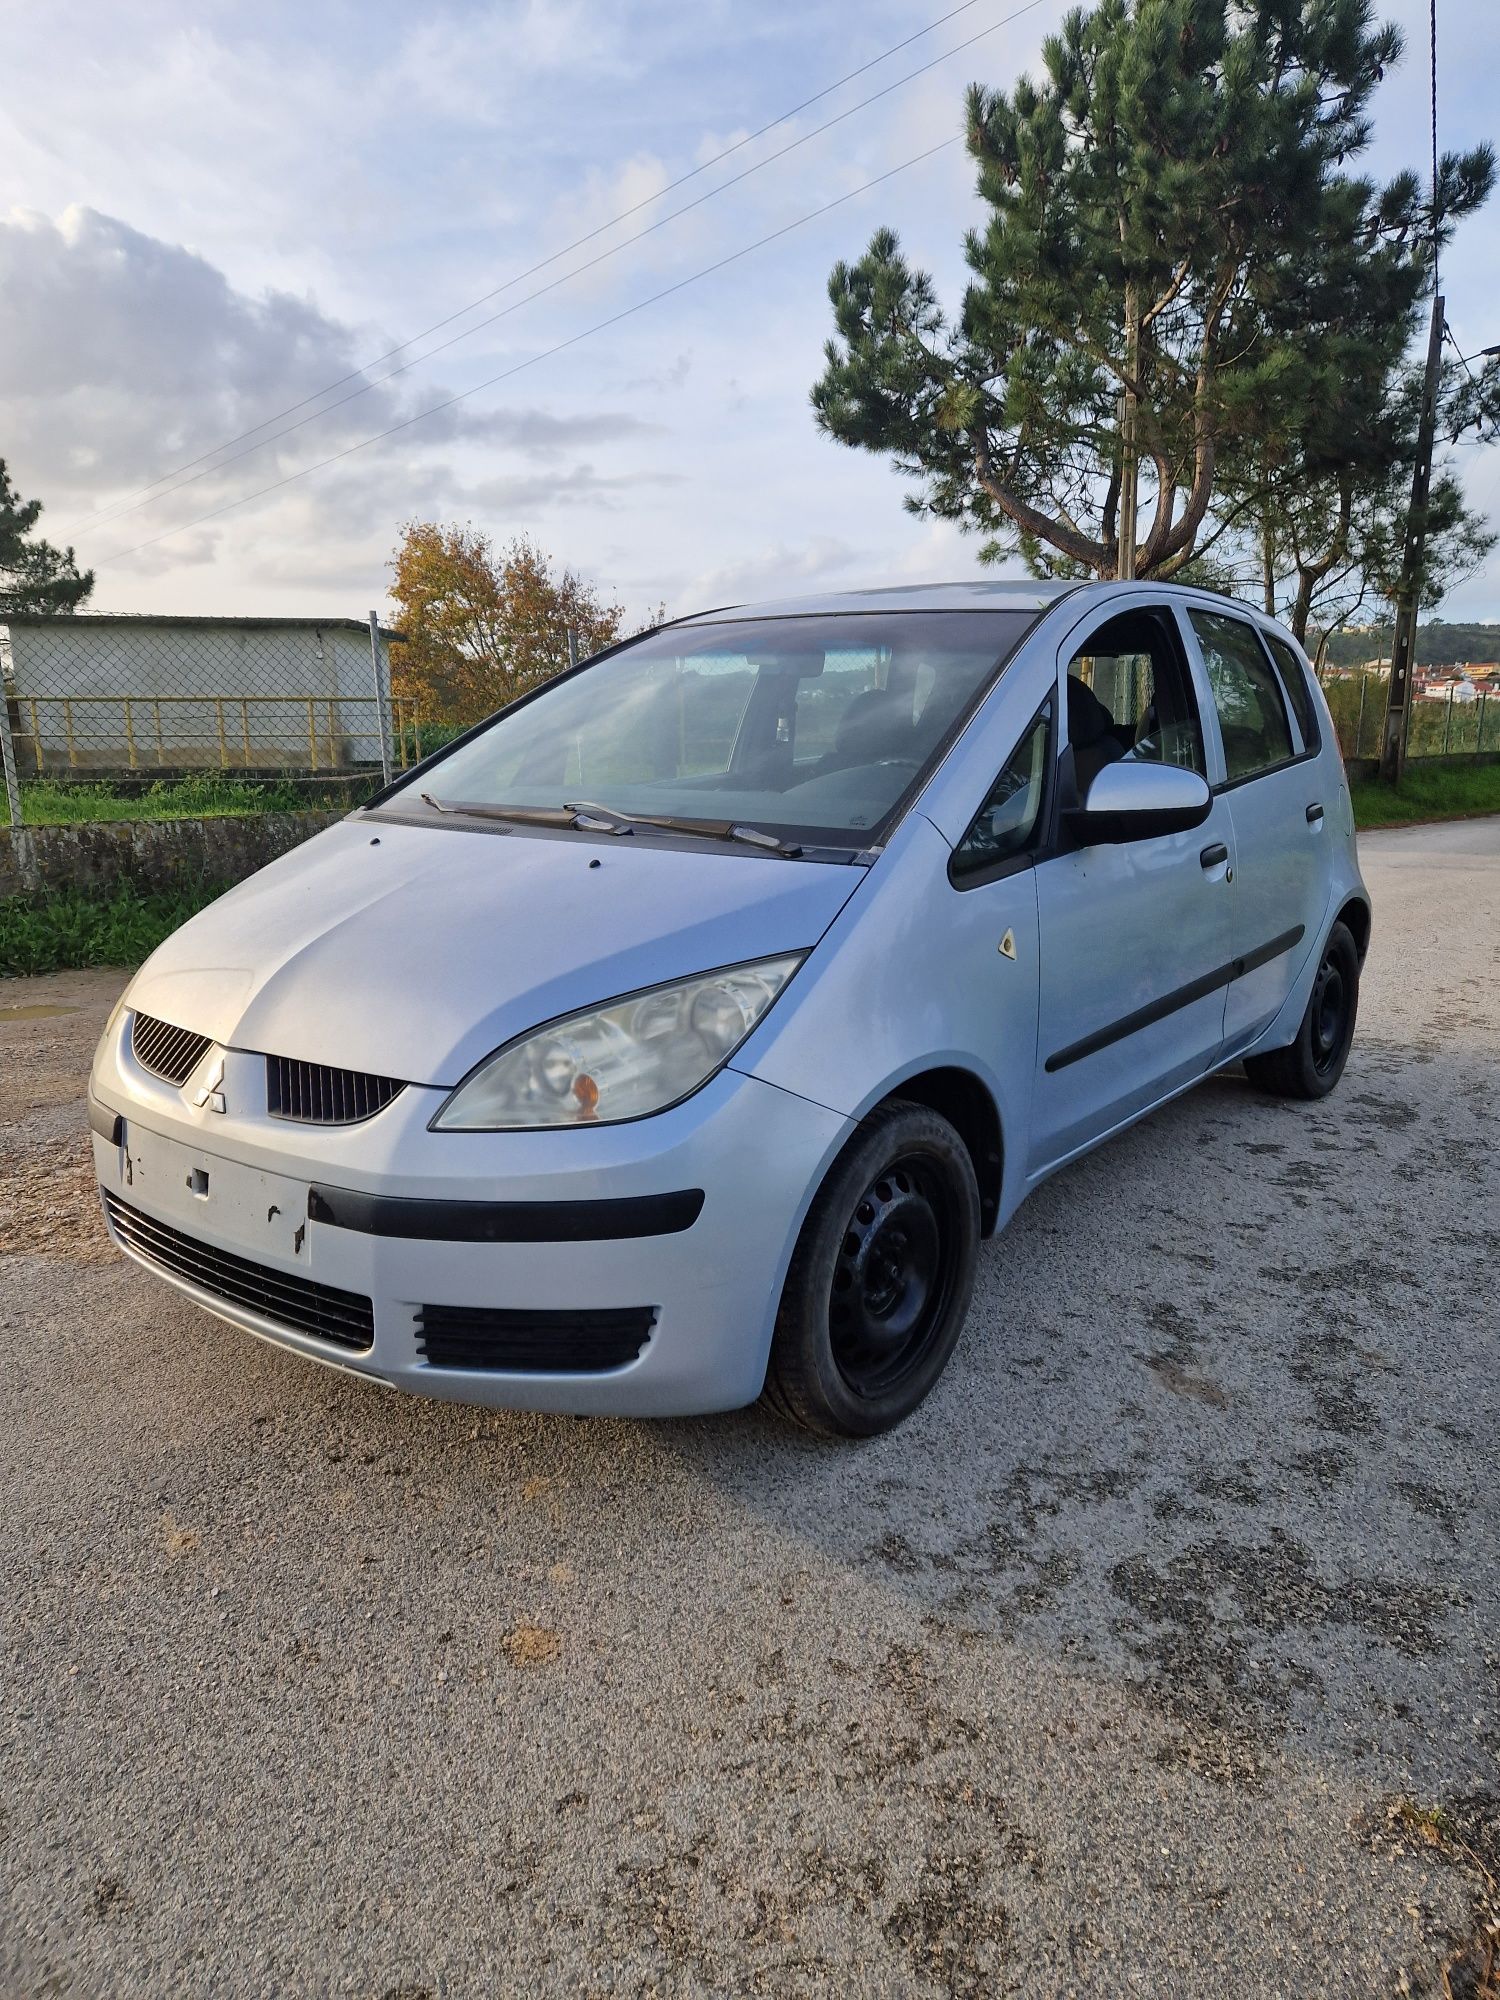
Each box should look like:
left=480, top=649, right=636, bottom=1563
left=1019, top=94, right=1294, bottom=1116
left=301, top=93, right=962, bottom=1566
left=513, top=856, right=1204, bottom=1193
left=0, top=614, right=412, bottom=829
left=1319, top=669, right=1498, bottom=762
left=3, top=615, right=1494, bottom=833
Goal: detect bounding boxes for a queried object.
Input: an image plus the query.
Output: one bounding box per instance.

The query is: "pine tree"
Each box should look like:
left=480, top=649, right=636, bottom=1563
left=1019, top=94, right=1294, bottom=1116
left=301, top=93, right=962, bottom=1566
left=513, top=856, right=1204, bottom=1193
left=811, top=0, right=1496, bottom=590
left=0, top=460, right=93, bottom=616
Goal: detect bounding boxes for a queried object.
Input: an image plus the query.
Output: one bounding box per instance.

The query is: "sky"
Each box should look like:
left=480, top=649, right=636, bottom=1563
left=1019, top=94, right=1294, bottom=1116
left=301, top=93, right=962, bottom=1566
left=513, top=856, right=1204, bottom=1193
left=2, top=0, right=1498, bottom=629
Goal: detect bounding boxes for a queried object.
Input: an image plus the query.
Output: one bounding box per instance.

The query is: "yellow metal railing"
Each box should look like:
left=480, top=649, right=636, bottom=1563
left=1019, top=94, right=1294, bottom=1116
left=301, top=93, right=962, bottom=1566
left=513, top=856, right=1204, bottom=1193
left=14, top=694, right=422, bottom=775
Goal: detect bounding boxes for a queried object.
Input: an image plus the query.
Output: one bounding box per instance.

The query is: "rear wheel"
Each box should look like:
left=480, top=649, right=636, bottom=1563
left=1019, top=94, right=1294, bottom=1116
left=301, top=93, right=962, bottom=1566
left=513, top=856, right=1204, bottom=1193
left=764, top=1100, right=980, bottom=1437
left=1244, top=920, right=1360, bottom=1100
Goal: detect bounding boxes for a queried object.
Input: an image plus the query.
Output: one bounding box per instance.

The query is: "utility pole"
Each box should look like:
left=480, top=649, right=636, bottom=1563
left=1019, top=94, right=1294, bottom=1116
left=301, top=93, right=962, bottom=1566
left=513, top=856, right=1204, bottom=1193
left=1117, top=280, right=1140, bottom=582
left=1379, top=293, right=1445, bottom=784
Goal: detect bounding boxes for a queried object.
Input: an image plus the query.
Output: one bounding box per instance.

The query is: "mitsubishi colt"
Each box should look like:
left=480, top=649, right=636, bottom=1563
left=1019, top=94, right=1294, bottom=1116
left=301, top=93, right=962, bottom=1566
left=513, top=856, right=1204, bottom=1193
left=90, top=581, right=1370, bottom=1435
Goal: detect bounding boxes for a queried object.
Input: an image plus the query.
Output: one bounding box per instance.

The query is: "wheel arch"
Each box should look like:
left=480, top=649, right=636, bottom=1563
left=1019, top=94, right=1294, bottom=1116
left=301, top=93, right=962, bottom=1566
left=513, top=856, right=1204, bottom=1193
left=874, top=1065, right=1004, bottom=1237
left=1335, top=894, right=1372, bottom=965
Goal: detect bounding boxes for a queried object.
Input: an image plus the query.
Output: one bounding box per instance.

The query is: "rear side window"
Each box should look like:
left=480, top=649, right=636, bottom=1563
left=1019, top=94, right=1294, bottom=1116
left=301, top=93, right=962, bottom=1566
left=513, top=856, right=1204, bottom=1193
left=1264, top=633, right=1321, bottom=753
left=1189, top=610, right=1294, bottom=782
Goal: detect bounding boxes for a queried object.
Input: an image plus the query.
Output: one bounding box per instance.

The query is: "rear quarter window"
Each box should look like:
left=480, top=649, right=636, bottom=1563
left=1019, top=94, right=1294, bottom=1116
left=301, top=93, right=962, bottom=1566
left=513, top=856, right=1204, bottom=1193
left=1264, top=633, right=1322, bottom=753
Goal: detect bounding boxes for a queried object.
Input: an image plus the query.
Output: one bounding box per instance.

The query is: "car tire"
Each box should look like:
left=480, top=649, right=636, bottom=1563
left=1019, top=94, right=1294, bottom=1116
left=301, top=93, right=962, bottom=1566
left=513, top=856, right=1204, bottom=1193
left=763, top=1099, right=980, bottom=1438
left=1244, top=920, right=1360, bottom=1101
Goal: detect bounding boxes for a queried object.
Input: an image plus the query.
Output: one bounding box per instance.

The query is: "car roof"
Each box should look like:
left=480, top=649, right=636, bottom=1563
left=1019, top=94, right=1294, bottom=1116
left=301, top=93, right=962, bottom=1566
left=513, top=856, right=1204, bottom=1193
left=672, top=578, right=1306, bottom=653
left=680, top=580, right=1076, bottom=624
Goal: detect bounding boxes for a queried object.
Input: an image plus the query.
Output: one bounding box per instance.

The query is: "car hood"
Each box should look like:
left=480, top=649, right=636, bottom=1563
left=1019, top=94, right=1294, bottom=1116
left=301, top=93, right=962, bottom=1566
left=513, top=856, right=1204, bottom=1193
left=124, top=816, right=863, bottom=1087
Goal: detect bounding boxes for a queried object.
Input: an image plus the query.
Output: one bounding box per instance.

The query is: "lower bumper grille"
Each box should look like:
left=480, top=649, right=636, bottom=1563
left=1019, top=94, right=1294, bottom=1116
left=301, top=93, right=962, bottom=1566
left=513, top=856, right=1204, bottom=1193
left=416, top=1304, right=655, bottom=1373
left=103, top=1192, right=375, bottom=1353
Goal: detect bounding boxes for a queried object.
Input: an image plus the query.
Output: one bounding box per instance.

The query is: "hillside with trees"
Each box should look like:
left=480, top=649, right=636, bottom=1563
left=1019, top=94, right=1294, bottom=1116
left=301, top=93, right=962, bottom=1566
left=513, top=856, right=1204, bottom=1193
left=1318, top=620, right=1500, bottom=668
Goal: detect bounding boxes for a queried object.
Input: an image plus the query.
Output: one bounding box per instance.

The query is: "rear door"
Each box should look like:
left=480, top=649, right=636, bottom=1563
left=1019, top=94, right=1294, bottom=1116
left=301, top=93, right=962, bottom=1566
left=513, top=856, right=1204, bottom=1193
left=1180, top=608, right=1329, bottom=1050
left=1027, top=597, right=1235, bottom=1174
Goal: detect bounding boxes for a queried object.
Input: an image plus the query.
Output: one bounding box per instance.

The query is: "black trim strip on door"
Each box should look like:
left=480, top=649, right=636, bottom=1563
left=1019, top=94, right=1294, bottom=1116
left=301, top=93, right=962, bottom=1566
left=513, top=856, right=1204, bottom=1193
left=305, top=1184, right=705, bottom=1242
left=1044, top=925, right=1305, bottom=1073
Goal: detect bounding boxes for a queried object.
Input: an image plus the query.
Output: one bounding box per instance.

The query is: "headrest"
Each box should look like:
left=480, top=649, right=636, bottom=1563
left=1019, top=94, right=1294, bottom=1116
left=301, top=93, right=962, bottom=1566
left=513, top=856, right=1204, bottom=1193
left=1066, top=674, right=1114, bottom=748
left=833, top=687, right=911, bottom=758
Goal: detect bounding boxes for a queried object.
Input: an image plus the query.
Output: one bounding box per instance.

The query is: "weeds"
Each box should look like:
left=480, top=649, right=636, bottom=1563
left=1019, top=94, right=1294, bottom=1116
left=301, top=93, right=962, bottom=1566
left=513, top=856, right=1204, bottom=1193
left=0, top=879, right=228, bottom=976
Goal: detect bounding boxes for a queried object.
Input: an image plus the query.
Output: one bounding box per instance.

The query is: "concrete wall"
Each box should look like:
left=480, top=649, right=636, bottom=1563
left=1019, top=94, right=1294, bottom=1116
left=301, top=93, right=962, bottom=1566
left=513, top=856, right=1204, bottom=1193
left=0, top=810, right=342, bottom=902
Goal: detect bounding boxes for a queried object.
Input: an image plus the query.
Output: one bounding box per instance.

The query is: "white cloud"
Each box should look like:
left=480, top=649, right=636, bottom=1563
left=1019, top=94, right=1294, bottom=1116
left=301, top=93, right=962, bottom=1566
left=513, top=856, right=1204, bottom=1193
left=685, top=534, right=868, bottom=607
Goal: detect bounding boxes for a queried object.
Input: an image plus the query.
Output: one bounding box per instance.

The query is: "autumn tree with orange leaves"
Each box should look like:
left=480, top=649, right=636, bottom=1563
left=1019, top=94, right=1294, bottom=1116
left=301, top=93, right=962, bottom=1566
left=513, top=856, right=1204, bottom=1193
left=389, top=523, right=634, bottom=727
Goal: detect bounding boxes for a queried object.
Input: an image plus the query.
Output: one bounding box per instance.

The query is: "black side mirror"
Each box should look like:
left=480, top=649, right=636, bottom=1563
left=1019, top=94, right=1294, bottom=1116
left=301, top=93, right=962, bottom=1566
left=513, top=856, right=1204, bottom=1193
left=1064, top=761, right=1213, bottom=845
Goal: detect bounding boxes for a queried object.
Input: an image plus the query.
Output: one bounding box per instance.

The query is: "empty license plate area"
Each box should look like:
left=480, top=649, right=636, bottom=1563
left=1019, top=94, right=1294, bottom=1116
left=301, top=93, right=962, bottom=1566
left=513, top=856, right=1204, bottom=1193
left=111, top=1122, right=314, bottom=1268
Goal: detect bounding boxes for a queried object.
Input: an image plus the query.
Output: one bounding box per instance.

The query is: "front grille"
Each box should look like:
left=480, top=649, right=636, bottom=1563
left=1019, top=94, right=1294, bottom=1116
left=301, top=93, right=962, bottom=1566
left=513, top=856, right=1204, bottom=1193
left=416, top=1304, right=656, bottom=1373
left=267, top=1055, right=406, bottom=1125
left=131, top=1013, right=214, bottom=1087
left=104, top=1192, right=375, bottom=1352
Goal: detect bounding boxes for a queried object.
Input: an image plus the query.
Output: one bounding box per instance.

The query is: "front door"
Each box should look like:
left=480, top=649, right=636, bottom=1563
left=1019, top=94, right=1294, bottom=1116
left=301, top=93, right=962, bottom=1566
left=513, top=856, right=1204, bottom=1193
left=1027, top=600, right=1235, bottom=1175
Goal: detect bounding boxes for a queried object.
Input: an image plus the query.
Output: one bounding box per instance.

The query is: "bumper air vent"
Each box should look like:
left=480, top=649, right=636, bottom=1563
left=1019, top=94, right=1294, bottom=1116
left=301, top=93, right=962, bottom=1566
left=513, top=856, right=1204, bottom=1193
left=103, top=1192, right=375, bottom=1353
left=131, top=1012, right=214, bottom=1087
left=266, top=1055, right=406, bottom=1124
left=416, top=1304, right=656, bottom=1373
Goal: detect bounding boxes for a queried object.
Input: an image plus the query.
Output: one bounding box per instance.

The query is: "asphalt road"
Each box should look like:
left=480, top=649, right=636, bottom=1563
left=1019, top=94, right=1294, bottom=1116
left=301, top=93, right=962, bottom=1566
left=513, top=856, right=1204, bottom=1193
left=2, top=819, right=1497, bottom=1998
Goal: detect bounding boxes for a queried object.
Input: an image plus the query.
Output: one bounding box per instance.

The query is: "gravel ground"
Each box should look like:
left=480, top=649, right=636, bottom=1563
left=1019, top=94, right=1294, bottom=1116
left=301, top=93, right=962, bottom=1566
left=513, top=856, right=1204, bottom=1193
left=2, top=819, right=1497, bottom=1998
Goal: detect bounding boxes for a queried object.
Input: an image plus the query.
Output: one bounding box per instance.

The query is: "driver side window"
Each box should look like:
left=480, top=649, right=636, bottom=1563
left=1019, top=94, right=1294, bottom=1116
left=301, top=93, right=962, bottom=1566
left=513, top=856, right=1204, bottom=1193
left=1066, top=607, right=1206, bottom=792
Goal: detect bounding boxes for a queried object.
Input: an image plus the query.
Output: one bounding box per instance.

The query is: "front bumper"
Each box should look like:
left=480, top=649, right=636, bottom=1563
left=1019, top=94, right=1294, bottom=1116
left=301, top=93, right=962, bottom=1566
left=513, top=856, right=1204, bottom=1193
left=89, top=1027, right=852, bottom=1416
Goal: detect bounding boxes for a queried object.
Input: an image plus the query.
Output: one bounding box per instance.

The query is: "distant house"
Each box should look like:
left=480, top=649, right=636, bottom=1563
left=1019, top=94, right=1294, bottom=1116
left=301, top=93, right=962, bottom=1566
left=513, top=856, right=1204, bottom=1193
left=1, top=613, right=398, bottom=775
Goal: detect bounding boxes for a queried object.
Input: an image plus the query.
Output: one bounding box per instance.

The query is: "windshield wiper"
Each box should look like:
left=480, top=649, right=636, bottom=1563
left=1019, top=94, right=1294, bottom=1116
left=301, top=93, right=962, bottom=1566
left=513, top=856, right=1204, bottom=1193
left=420, top=793, right=576, bottom=828
left=564, top=802, right=802, bottom=856
left=420, top=792, right=802, bottom=855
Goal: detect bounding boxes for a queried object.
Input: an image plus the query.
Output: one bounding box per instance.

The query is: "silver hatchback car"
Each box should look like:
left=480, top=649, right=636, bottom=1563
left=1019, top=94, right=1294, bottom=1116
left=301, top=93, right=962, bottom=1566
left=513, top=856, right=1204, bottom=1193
left=91, top=581, right=1369, bottom=1435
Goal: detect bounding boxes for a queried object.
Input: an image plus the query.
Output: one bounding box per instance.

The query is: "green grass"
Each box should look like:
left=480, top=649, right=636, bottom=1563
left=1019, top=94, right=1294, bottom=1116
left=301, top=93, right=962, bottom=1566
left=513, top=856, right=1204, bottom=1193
left=0, top=880, right=229, bottom=977
left=20, top=773, right=314, bottom=825
left=1349, top=759, right=1500, bottom=829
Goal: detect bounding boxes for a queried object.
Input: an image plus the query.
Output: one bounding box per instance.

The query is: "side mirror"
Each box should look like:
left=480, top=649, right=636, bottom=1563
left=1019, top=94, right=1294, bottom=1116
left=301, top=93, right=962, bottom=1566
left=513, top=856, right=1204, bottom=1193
left=1064, top=760, right=1213, bottom=845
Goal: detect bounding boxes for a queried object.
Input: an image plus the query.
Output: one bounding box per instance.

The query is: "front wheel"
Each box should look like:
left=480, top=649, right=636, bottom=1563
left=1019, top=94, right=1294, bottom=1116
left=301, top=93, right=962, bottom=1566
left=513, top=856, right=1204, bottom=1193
left=763, top=1100, right=980, bottom=1437
left=1244, top=919, right=1360, bottom=1100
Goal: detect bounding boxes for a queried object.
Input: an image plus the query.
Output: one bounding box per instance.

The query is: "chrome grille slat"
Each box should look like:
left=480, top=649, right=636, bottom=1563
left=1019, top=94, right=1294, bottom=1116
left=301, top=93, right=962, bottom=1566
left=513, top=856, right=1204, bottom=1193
left=103, top=1192, right=374, bottom=1351
left=131, top=1012, right=214, bottom=1087
left=266, top=1055, right=405, bottom=1126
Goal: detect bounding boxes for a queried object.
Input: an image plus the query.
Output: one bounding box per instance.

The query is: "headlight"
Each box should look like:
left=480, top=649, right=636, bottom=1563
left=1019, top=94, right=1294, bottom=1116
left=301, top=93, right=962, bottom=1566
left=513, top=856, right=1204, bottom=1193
left=432, top=954, right=805, bottom=1130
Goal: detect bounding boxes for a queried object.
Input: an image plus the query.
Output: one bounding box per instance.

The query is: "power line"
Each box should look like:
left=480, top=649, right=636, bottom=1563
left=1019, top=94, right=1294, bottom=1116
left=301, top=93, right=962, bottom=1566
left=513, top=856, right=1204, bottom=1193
left=63, top=0, right=1037, bottom=535
left=95, top=138, right=960, bottom=569
left=73, top=0, right=1047, bottom=541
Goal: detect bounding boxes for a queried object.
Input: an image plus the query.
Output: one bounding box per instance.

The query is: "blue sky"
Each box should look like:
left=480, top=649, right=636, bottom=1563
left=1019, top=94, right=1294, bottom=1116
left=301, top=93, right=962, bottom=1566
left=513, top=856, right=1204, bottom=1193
left=2, top=0, right=1497, bottom=625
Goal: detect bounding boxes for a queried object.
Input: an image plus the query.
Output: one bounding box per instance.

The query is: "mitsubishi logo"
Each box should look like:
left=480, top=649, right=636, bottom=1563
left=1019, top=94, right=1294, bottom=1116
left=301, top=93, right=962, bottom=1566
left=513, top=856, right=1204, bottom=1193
left=192, top=1056, right=226, bottom=1114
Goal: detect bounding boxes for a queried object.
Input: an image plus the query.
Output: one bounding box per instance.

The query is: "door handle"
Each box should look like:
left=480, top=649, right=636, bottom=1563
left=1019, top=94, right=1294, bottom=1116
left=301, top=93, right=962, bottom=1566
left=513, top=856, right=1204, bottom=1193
left=1306, top=802, right=1324, bottom=824
left=1200, top=842, right=1229, bottom=870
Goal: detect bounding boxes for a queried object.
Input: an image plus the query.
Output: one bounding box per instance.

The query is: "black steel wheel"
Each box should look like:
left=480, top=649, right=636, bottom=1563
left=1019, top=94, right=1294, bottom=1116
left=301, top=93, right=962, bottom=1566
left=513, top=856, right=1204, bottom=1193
left=1245, top=919, right=1361, bottom=1100
left=764, top=1100, right=980, bottom=1437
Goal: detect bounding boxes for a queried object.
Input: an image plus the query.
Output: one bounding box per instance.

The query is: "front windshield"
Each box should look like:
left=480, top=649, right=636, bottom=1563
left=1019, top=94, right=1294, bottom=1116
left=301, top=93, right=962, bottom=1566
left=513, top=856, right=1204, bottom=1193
left=384, top=610, right=1037, bottom=848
